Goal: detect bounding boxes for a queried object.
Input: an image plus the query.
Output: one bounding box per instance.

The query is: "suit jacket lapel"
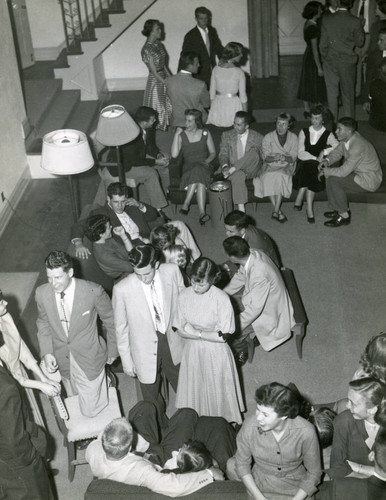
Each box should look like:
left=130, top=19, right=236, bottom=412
left=158, top=267, right=172, bottom=327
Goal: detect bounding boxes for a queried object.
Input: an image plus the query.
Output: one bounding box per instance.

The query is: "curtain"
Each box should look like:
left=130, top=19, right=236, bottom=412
left=247, top=0, right=279, bottom=78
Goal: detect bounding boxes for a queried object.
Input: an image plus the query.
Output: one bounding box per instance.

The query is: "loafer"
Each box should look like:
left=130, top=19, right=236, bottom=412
left=324, top=215, right=351, bottom=227
left=324, top=210, right=338, bottom=218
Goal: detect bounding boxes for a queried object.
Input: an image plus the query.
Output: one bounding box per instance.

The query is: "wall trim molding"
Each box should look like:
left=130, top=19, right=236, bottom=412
left=34, top=42, right=66, bottom=61
left=0, top=166, right=31, bottom=238
left=106, top=77, right=147, bottom=91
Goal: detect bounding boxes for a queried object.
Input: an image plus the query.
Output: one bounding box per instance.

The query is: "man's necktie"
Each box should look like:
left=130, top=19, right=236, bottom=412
left=150, top=281, right=163, bottom=333
left=60, top=291, right=70, bottom=335
left=204, top=29, right=210, bottom=54
left=237, top=135, right=244, bottom=160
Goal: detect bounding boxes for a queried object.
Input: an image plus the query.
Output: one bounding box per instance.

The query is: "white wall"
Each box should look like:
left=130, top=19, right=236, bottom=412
left=26, top=0, right=65, bottom=59
left=0, top=2, right=29, bottom=230
left=102, top=0, right=249, bottom=90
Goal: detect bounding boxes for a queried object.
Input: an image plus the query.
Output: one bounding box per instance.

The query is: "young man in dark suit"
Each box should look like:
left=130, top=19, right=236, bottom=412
left=182, top=6, right=223, bottom=88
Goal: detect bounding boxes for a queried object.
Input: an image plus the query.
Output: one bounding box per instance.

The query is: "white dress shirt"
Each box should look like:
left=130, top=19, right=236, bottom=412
left=55, top=278, right=76, bottom=335
left=114, top=210, right=141, bottom=240
left=140, top=271, right=166, bottom=334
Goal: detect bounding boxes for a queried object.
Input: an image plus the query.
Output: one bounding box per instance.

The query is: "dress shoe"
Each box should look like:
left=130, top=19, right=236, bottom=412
left=199, top=213, right=210, bottom=226
left=179, top=207, right=189, bottom=216
left=294, top=203, right=303, bottom=211
left=306, top=211, right=315, bottom=224
left=324, top=210, right=338, bottom=218
left=324, top=215, right=351, bottom=227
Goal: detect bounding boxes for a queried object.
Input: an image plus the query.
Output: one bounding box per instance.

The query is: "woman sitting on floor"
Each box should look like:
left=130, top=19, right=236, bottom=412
left=227, top=382, right=321, bottom=499
left=329, top=376, right=386, bottom=479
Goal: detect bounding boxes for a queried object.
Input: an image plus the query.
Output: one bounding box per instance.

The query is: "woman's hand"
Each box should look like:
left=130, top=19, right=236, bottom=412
left=113, top=226, right=126, bottom=238
left=175, top=127, right=184, bottom=136
left=38, top=380, right=61, bottom=397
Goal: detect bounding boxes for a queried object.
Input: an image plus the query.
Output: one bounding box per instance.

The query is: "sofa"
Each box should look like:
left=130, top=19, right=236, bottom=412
left=84, top=478, right=249, bottom=500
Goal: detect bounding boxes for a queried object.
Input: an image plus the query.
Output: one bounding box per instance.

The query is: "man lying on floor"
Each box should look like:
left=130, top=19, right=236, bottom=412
left=85, top=401, right=230, bottom=497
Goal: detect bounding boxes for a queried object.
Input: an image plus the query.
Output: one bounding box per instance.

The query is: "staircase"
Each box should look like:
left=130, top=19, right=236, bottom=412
left=25, top=0, right=157, bottom=178
left=55, top=0, right=157, bottom=101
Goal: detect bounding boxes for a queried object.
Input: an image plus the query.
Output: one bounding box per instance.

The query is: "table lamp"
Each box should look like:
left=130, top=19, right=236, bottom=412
left=41, top=129, right=94, bottom=220
left=95, top=104, right=140, bottom=185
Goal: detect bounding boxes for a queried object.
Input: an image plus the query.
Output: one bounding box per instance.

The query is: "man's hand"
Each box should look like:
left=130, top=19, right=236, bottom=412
left=363, top=102, right=371, bottom=113
left=43, top=353, right=58, bottom=374
left=73, top=239, right=91, bottom=260
left=106, top=356, right=117, bottom=365
left=125, top=198, right=140, bottom=208
left=123, top=359, right=137, bottom=378
left=155, top=157, right=169, bottom=167
left=222, top=166, right=231, bottom=178
left=209, top=467, right=224, bottom=481
left=113, top=226, right=126, bottom=238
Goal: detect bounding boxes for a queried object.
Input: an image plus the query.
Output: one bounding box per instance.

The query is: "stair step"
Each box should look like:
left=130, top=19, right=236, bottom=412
left=26, top=89, right=81, bottom=155
left=64, top=100, right=101, bottom=134
left=24, top=79, right=62, bottom=128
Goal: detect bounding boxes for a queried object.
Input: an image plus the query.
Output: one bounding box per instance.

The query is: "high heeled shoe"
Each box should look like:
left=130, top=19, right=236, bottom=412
left=179, top=207, right=190, bottom=216
left=294, top=202, right=303, bottom=211
left=199, top=213, right=210, bottom=226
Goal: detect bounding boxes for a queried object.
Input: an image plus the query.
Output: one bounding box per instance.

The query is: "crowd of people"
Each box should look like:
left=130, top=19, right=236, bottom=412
left=0, top=2, right=385, bottom=500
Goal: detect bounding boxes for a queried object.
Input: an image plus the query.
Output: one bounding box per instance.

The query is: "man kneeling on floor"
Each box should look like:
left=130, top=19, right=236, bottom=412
left=86, top=412, right=224, bottom=497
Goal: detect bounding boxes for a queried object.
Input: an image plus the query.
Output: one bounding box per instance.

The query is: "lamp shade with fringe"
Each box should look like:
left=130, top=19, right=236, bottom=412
left=41, top=129, right=94, bottom=175
left=95, top=104, right=140, bottom=146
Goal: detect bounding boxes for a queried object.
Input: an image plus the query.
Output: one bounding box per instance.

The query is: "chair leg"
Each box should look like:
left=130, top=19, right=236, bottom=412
left=247, top=336, right=255, bottom=363
left=294, top=324, right=305, bottom=360
left=68, top=440, right=76, bottom=482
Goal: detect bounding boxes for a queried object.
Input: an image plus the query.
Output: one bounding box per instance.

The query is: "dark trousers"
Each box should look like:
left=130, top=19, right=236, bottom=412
left=129, top=401, right=237, bottom=472
left=326, top=174, right=368, bottom=212
left=139, top=331, right=180, bottom=428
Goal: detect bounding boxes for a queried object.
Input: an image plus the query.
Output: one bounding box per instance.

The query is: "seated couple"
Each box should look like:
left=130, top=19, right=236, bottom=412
left=86, top=400, right=237, bottom=497
left=71, top=182, right=200, bottom=280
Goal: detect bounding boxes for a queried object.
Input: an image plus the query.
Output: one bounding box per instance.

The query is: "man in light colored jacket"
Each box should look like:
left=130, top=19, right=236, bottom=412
left=319, top=117, right=382, bottom=227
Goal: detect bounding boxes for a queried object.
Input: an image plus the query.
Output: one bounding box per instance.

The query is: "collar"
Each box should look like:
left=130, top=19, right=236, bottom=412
left=238, top=130, right=249, bottom=140
left=197, top=25, right=208, bottom=34
left=57, top=277, right=75, bottom=297
left=180, top=70, right=192, bottom=74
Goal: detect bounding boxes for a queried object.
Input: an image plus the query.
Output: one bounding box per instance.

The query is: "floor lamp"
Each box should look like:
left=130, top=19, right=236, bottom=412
left=41, top=129, right=94, bottom=221
left=95, top=104, right=140, bottom=185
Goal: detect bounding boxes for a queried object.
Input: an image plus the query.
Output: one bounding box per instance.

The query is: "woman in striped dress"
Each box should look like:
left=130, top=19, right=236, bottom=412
left=141, top=19, right=172, bottom=131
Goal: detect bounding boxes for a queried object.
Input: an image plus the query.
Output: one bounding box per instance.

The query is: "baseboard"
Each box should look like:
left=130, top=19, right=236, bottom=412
left=0, top=166, right=31, bottom=238
left=106, top=77, right=147, bottom=91
left=34, top=42, right=66, bottom=61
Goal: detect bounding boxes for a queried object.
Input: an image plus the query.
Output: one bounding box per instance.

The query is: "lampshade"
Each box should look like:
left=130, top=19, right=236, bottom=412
left=41, top=129, right=94, bottom=175
left=95, top=104, right=140, bottom=147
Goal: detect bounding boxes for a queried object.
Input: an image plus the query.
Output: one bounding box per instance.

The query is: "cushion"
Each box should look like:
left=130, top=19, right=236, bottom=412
left=65, top=387, right=121, bottom=442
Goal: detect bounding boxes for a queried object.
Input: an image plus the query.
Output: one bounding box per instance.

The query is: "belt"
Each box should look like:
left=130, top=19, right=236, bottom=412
left=216, top=92, right=237, bottom=97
